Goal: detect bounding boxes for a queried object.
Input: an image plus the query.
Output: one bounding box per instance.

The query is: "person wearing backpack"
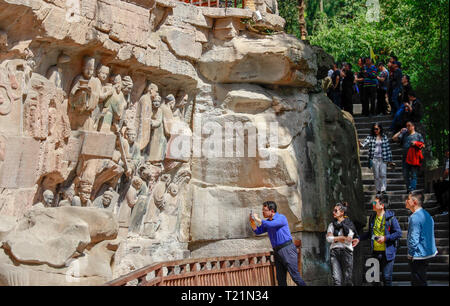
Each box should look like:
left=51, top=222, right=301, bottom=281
left=354, top=194, right=402, bottom=286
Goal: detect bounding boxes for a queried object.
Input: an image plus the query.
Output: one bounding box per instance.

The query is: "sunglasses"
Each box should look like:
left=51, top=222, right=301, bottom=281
left=333, top=209, right=340, bottom=213
left=374, top=128, right=380, bottom=131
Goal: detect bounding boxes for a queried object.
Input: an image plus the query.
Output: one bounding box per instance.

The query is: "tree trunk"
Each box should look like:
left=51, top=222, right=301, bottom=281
left=297, top=0, right=308, bottom=40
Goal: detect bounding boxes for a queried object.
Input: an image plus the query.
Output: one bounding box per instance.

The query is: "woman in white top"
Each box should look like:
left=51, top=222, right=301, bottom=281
left=326, top=202, right=359, bottom=286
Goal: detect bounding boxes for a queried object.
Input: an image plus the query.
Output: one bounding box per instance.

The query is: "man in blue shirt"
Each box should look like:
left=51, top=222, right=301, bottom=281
left=249, top=201, right=307, bottom=286
left=406, top=190, right=438, bottom=286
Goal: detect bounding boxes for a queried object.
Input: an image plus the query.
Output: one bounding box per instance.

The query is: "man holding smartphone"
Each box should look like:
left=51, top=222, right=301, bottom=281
left=249, top=201, right=306, bottom=286
left=355, top=194, right=402, bottom=286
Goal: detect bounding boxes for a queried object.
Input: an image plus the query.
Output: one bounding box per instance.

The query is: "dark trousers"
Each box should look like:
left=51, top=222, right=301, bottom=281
left=342, top=88, right=353, bottom=115
left=330, top=247, right=353, bottom=286
left=410, top=259, right=429, bottom=286
left=377, top=88, right=387, bottom=115
left=274, top=243, right=307, bottom=286
left=331, top=90, right=341, bottom=108
left=373, top=251, right=395, bottom=286
left=363, top=86, right=377, bottom=116
left=391, top=86, right=402, bottom=115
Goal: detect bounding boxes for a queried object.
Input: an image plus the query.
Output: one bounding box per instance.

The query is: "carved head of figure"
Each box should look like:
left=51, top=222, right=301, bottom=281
left=152, top=94, right=161, bottom=109
left=77, top=181, right=92, bottom=205
left=102, top=188, right=115, bottom=208
left=57, top=53, right=71, bottom=66
left=112, top=74, right=123, bottom=94
left=178, top=93, right=189, bottom=108
left=62, top=186, right=75, bottom=202
left=147, top=83, right=159, bottom=100
left=96, top=64, right=110, bottom=84
left=165, top=94, right=176, bottom=111
left=42, top=189, right=54, bottom=207
left=82, top=56, right=96, bottom=79
left=126, top=127, right=137, bottom=144
left=122, top=76, right=133, bottom=96
left=131, top=176, right=143, bottom=191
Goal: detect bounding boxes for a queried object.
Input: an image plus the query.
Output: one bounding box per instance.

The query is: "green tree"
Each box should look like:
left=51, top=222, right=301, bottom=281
left=279, top=0, right=449, bottom=161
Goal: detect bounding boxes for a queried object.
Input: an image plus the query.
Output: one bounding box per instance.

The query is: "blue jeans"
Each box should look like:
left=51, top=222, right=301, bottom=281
left=373, top=251, right=395, bottom=286
left=390, top=105, right=405, bottom=131
left=391, top=86, right=402, bottom=114
left=403, top=158, right=419, bottom=191
left=274, top=243, right=307, bottom=286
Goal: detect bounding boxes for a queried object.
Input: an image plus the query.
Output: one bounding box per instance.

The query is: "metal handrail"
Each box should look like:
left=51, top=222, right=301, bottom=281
left=105, top=240, right=302, bottom=286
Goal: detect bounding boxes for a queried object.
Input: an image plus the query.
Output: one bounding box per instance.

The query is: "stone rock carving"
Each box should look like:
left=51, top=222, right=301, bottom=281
left=128, top=176, right=148, bottom=236
left=33, top=189, right=54, bottom=208
left=77, top=180, right=93, bottom=207
left=46, top=53, right=71, bottom=90
left=146, top=95, right=166, bottom=163
left=93, top=187, right=117, bottom=212
left=93, top=64, right=113, bottom=129
left=59, top=185, right=81, bottom=207
left=68, top=56, right=101, bottom=131
left=98, top=74, right=127, bottom=133
left=136, top=82, right=157, bottom=151
left=141, top=173, right=171, bottom=239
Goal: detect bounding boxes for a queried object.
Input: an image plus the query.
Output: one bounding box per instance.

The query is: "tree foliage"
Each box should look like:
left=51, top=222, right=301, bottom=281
left=279, top=0, right=449, bottom=161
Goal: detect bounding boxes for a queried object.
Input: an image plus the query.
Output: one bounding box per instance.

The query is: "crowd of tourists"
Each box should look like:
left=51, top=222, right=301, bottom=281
left=249, top=55, right=448, bottom=287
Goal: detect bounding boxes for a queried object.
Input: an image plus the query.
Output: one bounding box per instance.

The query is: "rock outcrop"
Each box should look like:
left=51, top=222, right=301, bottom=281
left=0, top=0, right=365, bottom=285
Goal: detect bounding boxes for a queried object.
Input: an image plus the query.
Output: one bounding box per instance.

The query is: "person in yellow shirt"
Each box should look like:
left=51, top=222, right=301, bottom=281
left=353, top=194, right=402, bottom=286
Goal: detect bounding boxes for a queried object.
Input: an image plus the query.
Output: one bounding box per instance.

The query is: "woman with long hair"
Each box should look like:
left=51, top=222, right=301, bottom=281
left=360, top=123, right=394, bottom=195
left=326, top=202, right=359, bottom=286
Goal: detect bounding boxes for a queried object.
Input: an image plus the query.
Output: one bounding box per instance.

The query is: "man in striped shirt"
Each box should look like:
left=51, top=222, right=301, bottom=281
left=363, top=57, right=378, bottom=116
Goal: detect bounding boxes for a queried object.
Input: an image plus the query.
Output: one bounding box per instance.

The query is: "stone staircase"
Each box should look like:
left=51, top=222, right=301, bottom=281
left=354, top=114, right=449, bottom=286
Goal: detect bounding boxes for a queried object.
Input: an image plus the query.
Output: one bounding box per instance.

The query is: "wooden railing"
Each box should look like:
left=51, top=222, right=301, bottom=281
left=105, top=240, right=302, bottom=286
left=178, top=0, right=246, bottom=8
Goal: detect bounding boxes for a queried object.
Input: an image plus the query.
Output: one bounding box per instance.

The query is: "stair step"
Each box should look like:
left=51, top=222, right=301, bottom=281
left=386, top=255, right=449, bottom=264
left=393, top=262, right=449, bottom=272
left=392, top=280, right=449, bottom=286
left=392, top=271, right=449, bottom=281
left=362, top=178, right=424, bottom=185
left=364, top=192, right=435, bottom=202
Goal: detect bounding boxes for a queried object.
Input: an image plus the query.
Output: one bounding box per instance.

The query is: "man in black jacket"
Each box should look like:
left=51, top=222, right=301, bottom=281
left=341, top=63, right=355, bottom=115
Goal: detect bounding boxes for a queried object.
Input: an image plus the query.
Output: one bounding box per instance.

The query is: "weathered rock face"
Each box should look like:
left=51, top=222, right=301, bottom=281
left=0, top=0, right=364, bottom=285
left=0, top=207, right=119, bottom=285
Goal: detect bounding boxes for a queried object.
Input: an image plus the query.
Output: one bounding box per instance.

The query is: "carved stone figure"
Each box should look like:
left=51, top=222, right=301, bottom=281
left=136, top=83, right=158, bottom=151
left=93, top=187, right=116, bottom=212
left=59, top=185, right=81, bottom=207
left=141, top=173, right=170, bottom=238
left=46, top=52, right=71, bottom=90
left=77, top=180, right=93, bottom=207
left=128, top=176, right=149, bottom=235
left=146, top=95, right=166, bottom=163
left=98, top=74, right=127, bottom=133
left=93, top=64, right=113, bottom=129
left=33, top=189, right=54, bottom=208
left=68, top=56, right=102, bottom=131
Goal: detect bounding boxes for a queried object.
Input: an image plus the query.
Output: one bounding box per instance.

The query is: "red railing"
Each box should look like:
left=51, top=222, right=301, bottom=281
left=105, top=240, right=302, bottom=286
left=179, top=0, right=246, bottom=8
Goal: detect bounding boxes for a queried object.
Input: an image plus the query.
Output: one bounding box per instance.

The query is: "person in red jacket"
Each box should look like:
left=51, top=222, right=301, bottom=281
left=393, top=121, right=425, bottom=193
